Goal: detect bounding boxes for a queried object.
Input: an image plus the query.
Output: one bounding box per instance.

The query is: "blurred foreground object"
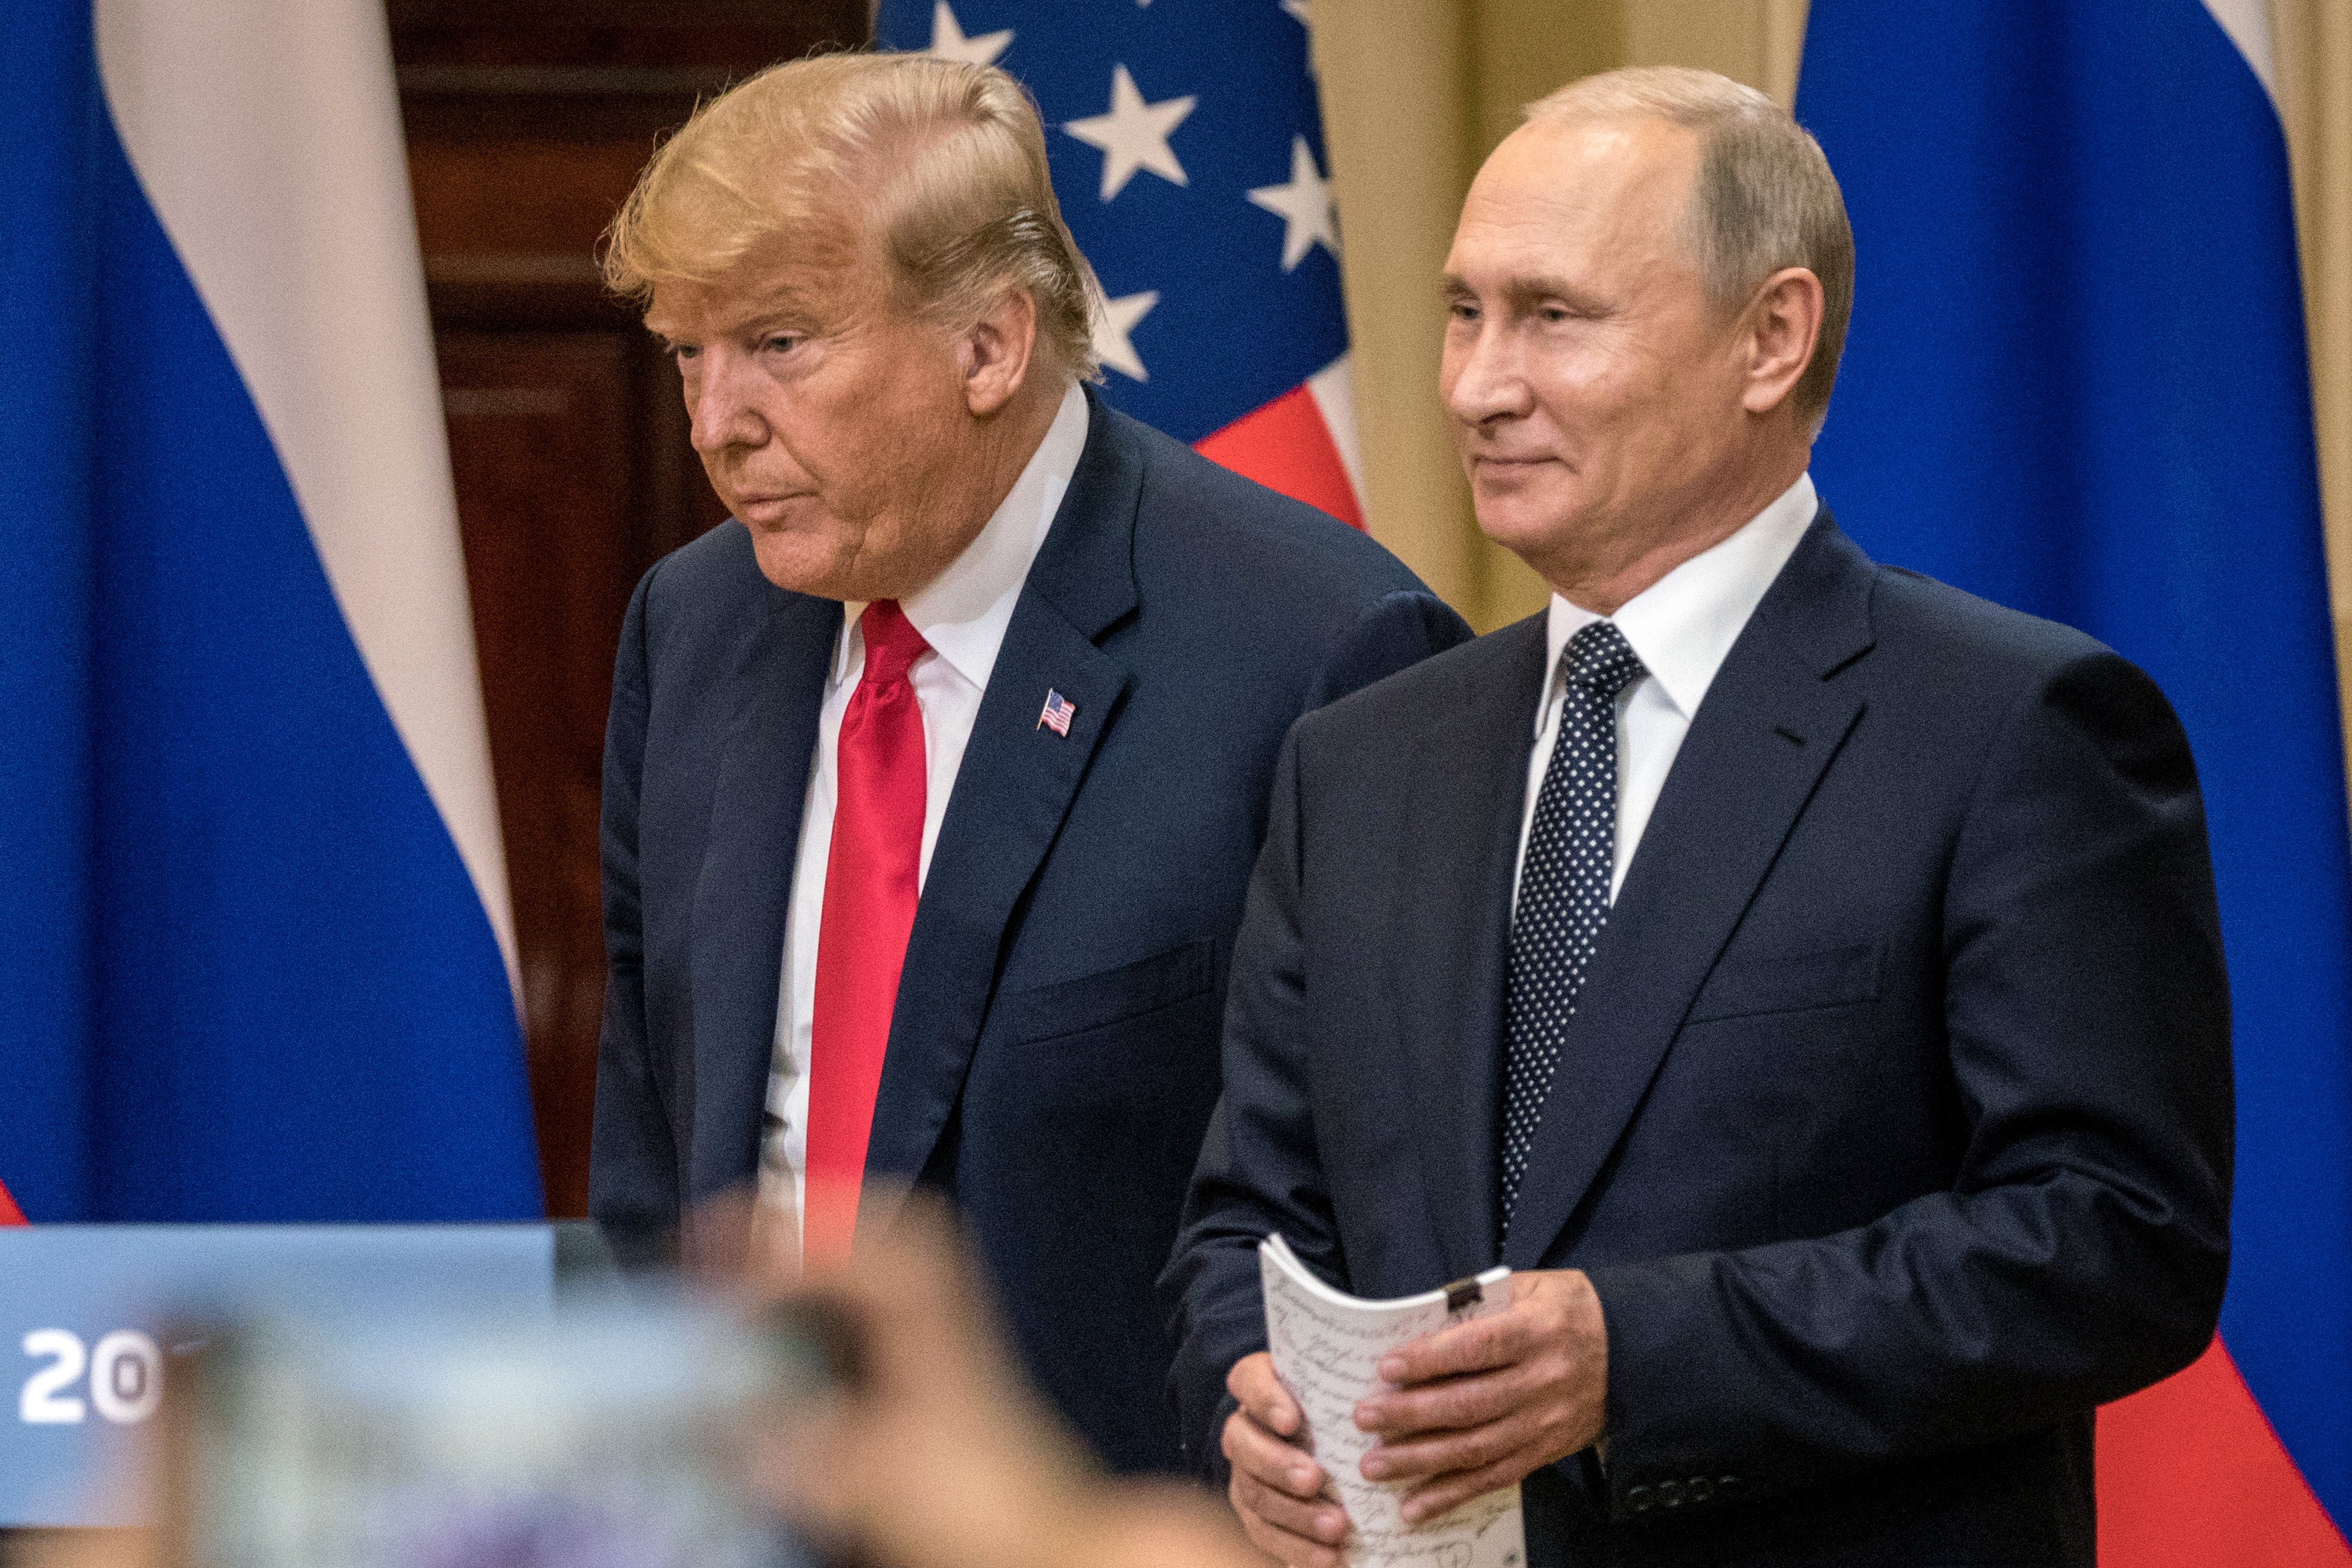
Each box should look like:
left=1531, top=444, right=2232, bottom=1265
left=760, top=1196, right=1256, bottom=1568
left=176, top=1299, right=818, bottom=1568
left=1797, top=6, right=2352, bottom=1562
left=0, top=1225, right=557, bottom=1528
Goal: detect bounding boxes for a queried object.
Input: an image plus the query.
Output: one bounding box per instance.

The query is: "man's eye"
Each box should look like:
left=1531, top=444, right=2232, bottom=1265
left=1448, top=303, right=1480, bottom=323
left=762, top=334, right=802, bottom=354
left=666, top=344, right=699, bottom=363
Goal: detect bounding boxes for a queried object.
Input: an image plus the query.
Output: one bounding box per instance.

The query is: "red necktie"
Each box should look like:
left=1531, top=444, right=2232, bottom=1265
left=805, top=600, right=930, bottom=1261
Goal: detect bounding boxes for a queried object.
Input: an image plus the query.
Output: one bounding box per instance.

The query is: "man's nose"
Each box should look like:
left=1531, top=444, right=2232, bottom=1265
left=1443, top=324, right=1533, bottom=426
left=686, top=349, right=764, bottom=454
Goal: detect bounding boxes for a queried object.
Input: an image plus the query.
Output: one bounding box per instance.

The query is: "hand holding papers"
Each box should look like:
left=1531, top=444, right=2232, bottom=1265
left=1259, top=1236, right=1527, bottom=1568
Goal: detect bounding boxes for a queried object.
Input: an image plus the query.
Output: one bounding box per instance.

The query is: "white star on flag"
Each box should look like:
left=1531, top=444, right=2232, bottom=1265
left=1248, top=134, right=1339, bottom=270
left=927, top=1, right=1011, bottom=66
left=1065, top=65, right=1196, bottom=201
left=1092, top=289, right=1159, bottom=381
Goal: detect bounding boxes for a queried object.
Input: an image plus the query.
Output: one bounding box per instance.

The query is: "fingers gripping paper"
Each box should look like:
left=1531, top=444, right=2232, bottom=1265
left=1260, top=1235, right=1527, bottom=1568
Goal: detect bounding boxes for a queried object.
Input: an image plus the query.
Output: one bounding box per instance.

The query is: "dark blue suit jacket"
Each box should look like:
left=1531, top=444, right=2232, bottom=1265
left=588, top=393, right=1470, bottom=1472
left=1165, top=513, right=2233, bottom=1565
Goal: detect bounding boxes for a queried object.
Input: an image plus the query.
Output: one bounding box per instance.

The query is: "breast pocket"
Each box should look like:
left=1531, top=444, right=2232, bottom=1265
left=1685, top=941, right=1883, bottom=1025
left=987, top=937, right=1219, bottom=1047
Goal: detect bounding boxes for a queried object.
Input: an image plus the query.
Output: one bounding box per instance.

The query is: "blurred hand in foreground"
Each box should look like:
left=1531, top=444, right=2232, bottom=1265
left=751, top=1188, right=1254, bottom=1568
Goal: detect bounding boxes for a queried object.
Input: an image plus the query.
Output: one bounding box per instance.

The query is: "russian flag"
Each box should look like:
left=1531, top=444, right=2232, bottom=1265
left=1796, top=3, right=2352, bottom=1561
left=877, top=1, right=1366, bottom=529
left=0, top=1, right=540, bottom=1222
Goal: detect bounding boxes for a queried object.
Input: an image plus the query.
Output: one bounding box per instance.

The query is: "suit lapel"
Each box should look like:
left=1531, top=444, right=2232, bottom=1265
left=1501, top=516, right=1878, bottom=1270
left=860, top=394, right=1143, bottom=1195
left=688, top=584, right=838, bottom=1196
left=1402, top=616, right=1549, bottom=1279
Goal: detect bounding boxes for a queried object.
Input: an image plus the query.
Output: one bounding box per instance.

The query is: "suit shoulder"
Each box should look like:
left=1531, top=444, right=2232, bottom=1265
left=637, top=519, right=764, bottom=613
left=1866, top=561, right=2123, bottom=689
left=1295, top=612, right=1545, bottom=743
left=633, top=519, right=802, bottom=637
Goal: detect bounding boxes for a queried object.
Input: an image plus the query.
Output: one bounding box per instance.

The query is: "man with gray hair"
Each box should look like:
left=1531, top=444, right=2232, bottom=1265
left=586, top=51, right=1467, bottom=1473
left=1166, top=66, right=2231, bottom=1565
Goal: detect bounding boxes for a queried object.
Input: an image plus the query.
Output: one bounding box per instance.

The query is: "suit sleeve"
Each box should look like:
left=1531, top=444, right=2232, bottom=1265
left=1305, top=588, right=1473, bottom=711
left=586, top=565, right=681, bottom=1256
left=1586, top=650, right=2233, bottom=1514
left=1160, top=724, right=1342, bottom=1484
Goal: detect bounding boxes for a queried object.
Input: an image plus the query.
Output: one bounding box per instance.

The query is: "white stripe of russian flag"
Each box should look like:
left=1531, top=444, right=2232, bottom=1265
left=93, top=0, right=519, bottom=1002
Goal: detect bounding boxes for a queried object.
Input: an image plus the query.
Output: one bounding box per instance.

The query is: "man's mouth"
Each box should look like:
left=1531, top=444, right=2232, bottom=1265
left=732, top=492, right=803, bottom=521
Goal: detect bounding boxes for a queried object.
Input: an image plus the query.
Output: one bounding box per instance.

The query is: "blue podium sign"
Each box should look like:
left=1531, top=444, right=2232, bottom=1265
left=1, top=1225, right=555, bottom=1527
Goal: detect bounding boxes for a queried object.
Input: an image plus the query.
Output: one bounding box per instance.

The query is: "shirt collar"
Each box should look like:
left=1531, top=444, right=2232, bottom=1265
left=1540, top=470, right=1818, bottom=731
left=837, top=381, right=1090, bottom=689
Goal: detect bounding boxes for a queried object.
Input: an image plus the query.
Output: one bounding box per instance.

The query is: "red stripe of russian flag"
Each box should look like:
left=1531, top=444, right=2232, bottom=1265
left=2102, top=1338, right=2351, bottom=1566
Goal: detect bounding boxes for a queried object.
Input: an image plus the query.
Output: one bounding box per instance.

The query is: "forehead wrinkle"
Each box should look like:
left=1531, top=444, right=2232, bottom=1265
left=646, top=254, right=878, bottom=342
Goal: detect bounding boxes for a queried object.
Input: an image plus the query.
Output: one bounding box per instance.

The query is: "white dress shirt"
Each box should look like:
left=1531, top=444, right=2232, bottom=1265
left=759, top=382, right=1090, bottom=1221
left=1515, top=472, right=1819, bottom=910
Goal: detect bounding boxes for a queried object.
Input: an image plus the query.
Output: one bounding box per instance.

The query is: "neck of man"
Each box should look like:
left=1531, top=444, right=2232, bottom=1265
left=879, top=370, right=1074, bottom=603
left=972, top=368, right=1074, bottom=514
left=1539, top=435, right=1812, bottom=617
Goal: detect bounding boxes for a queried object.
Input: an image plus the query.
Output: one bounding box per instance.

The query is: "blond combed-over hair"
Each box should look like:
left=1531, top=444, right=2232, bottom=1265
left=603, top=52, right=1101, bottom=380
left=1528, top=67, right=1854, bottom=429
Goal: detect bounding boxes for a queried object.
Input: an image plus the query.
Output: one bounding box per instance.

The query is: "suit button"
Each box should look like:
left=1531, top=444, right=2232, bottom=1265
left=1627, top=1484, right=1654, bottom=1514
left=1688, top=1477, right=1714, bottom=1504
left=1719, top=1475, right=1742, bottom=1496
left=1657, top=1479, right=1686, bottom=1509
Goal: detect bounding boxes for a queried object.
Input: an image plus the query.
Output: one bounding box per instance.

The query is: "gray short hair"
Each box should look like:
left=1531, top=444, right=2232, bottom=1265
left=1527, top=67, right=1853, bottom=430
left=603, top=52, right=1100, bottom=381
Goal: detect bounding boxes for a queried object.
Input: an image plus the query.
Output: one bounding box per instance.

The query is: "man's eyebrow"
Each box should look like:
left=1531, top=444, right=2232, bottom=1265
left=644, top=286, right=825, bottom=346
left=1436, top=274, right=1610, bottom=315
left=1509, top=275, right=1607, bottom=309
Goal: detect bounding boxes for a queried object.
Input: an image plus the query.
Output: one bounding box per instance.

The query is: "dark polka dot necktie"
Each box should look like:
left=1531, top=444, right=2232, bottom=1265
left=1500, top=619, right=1645, bottom=1237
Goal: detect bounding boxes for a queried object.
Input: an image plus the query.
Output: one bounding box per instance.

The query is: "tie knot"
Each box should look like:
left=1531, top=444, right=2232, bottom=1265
left=858, top=600, right=929, bottom=687
left=1564, top=620, right=1643, bottom=696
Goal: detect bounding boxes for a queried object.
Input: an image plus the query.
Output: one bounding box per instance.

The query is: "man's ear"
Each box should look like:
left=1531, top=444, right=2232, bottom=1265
left=1739, top=266, right=1825, bottom=417
left=958, top=289, right=1041, bottom=417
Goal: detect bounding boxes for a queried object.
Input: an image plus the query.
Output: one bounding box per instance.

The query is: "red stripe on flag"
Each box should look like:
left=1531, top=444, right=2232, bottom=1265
left=1194, top=382, right=1363, bottom=529
left=2098, top=1336, right=2352, bottom=1567
left=0, top=1179, right=24, bottom=1226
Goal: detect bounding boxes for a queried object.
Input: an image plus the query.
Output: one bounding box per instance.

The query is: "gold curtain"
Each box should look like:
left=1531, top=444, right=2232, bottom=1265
left=1314, top=0, right=2352, bottom=788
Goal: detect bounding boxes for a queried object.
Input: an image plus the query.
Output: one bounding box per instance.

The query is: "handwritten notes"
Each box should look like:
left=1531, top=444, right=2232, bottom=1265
left=1260, top=1235, right=1525, bottom=1568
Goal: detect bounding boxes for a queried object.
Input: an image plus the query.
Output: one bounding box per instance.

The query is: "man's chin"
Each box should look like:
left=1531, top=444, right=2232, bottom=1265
left=1474, top=497, right=1582, bottom=564
left=749, top=531, right=858, bottom=600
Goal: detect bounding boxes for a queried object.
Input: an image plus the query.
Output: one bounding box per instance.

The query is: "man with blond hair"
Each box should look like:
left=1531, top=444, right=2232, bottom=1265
left=585, top=51, right=1466, bottom=1474
left=1166, top=66, right=2231, bottom=1565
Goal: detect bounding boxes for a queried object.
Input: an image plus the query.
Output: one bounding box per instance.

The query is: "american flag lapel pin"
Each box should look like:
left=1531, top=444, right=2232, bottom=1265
left=1037, top=688, right=1076, bottom=737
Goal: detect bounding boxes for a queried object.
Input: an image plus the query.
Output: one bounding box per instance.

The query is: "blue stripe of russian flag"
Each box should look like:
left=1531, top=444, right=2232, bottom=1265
left=0, top=1, right=540, bottom=1222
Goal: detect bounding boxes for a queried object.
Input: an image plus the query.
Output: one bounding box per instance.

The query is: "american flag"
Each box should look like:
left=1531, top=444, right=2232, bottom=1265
left=879, top=0, right=1364, bottom=529
left=1038, top=688, right=1077, bottom=736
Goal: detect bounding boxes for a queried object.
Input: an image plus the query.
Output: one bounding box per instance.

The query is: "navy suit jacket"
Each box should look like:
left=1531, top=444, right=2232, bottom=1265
left=589, top=392, right=1470, bottom=1472
left=1165, top=513, right=2233, bottom=1565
